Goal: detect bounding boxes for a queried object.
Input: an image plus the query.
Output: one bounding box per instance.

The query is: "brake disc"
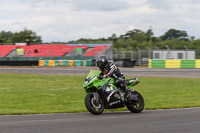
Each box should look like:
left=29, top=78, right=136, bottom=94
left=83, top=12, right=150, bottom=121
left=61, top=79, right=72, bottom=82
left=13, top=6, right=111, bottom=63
left=91, top=98, right=101, bottom=109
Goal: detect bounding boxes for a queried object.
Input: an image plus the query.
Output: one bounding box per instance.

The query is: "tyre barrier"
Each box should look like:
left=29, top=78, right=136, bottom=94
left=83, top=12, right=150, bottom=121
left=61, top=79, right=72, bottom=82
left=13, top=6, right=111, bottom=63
left=148, top=59, right=200, bottom=68
left=38, top=60, right=92, bottom=67
left=0, top=61, right=38, bottom=66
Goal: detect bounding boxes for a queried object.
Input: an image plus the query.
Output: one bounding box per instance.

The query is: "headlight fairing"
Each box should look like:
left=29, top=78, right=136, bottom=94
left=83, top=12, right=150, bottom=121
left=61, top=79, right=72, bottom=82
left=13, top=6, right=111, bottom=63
left=83, top=76, right=96, bottom=87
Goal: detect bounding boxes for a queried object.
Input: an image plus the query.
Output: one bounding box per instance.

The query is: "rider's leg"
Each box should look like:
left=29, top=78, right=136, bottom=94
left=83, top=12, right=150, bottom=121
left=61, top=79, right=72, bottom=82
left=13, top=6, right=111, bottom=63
left=119, top=83, right=128, bottom=92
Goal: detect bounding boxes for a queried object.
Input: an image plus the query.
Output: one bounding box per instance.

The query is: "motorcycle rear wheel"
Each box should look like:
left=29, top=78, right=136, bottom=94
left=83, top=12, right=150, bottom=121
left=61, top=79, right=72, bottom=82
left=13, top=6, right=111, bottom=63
left=84, top=93, right=104, bottom=115
left=126, top=91, right=144, bottom=113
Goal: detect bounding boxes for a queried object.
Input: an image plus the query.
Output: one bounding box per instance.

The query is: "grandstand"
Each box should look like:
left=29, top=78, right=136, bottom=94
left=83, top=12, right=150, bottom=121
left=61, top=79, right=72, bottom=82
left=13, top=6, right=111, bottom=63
left=0, top=43, right=112, bottom=66
left=0, top=45, right=17, bottom=57
left=0, top=44, right=111, bottom=57
left=84, top=45, right=108, bottom=56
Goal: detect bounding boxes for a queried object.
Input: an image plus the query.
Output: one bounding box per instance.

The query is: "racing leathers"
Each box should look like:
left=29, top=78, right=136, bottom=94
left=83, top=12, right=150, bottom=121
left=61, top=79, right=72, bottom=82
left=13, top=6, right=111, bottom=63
left=98, top=62, right=127, bottom=92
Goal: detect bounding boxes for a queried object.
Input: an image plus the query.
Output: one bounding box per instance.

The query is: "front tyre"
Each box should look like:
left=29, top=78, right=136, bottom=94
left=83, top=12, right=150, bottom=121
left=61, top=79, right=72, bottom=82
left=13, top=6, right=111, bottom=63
left=84, top=93, right=104, bottom=115
left=126, top=91, right=144, bottom=113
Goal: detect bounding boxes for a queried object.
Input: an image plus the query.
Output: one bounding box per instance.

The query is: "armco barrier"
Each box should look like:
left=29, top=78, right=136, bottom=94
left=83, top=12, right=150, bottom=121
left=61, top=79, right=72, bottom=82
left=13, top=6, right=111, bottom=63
left=149, top=60, right=165, bottom=68
left=165, top=60, right=181, bottom=68
left=195, top=60, right=200, bottom=68
left=181, top=60, right=195, bottom=68
left=149, top=59, right=200, bottom=68
left=38, top=60, right=92, bottom=67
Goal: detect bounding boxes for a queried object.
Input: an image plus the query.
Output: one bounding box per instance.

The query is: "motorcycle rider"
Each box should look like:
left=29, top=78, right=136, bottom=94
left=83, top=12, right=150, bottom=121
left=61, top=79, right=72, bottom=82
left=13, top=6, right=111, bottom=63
left=96, top=55, right=128, bottom=92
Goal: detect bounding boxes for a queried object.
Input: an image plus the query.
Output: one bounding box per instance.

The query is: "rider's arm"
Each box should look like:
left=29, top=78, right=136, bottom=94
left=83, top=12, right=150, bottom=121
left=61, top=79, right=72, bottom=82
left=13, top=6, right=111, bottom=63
left=98, top=69, right=104, bottom=79
left=107, top=63, right=117, bottom=77
left=99, top=69, right=104, bottom=76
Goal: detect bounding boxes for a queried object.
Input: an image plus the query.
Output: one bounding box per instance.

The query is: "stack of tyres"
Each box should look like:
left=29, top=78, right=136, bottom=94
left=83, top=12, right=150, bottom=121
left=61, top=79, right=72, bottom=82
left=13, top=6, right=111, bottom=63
left=38, top=59, right=93, bottom=67
left=86, top=59, right=91, bottom=66
left=74, top=60, right=82, bottom=66
left=68, top=60, right=75, bottom=67
left=38, top=60, right=44, bottom=66
left=44, top=60, right=49, bottom=66
left=62, top=60, right=68, bottom=66
left=55, top=60, right=60, bottom=66
left=48, top=60, right=55, bottom=67
left=82, top=60, right=86, bottom=66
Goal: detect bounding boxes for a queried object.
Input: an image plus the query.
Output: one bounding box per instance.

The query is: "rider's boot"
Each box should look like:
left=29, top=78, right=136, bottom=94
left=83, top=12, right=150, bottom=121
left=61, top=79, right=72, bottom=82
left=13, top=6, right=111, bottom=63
left=119, top=83, right=128, bottom=92
left=123, top=85, right=131, bottom=101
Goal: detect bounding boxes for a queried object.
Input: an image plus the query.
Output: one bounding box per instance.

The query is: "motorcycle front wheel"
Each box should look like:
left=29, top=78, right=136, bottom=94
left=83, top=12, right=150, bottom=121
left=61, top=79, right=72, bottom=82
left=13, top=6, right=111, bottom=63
left=84, top=93, right=104, bottom=115
left=126, top=91, right=144, bottom=113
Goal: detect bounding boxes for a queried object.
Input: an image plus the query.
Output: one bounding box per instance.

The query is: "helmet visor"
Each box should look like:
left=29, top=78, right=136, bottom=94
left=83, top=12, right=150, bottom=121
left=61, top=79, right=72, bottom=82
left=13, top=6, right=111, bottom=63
left=97, top=61, right=104, bottom=68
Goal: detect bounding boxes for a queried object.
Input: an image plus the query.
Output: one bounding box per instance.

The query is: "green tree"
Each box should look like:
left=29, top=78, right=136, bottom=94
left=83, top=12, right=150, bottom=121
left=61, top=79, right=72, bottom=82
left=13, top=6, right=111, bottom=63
left=11, top=28, right=42, bottom=43
left=160, top=29, right=189, bottom=40
left=0, top=38, right=4, bottom=43
left=0, top=31, right=14, bottom=43
left=66, top=28, right=200, bottom=50
left=125, top=29, right=149, bottom=42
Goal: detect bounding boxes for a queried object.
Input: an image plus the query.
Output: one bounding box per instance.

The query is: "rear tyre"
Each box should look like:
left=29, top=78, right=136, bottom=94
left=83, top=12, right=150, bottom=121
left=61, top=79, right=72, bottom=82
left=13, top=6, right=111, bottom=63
left=84, top=93, right=104, bottom=115
left=126, top=91, right=144, bottom=113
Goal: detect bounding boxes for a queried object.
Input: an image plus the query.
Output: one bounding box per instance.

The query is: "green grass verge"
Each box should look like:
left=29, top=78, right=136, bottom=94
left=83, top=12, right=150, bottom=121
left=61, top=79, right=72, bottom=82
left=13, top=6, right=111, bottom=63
left=0, top=73, right=200, bottom=115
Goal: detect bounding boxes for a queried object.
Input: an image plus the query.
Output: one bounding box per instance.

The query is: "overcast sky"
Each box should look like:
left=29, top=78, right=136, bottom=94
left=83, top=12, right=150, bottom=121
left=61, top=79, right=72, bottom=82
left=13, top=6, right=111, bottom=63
left=1, top=0, right=200, bottom=42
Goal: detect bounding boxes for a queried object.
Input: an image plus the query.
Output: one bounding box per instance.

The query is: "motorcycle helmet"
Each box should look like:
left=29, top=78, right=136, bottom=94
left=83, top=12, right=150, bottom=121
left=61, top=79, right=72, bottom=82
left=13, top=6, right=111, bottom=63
left=96, top=55, right=108, bottom=69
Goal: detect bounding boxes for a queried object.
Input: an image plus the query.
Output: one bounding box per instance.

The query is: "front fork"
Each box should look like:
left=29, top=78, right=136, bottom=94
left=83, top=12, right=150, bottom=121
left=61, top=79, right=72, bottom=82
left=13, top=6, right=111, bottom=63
left=89, top=92, right=100, bottom=103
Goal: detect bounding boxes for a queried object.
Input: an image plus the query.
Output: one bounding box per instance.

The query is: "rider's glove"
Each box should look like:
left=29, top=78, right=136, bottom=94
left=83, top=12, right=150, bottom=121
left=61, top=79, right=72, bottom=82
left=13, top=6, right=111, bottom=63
left=98, top=75, right=108, bottom=80
left=103, top=75, right=109, bottom=78
left=98, top=75, right=103, bottom=80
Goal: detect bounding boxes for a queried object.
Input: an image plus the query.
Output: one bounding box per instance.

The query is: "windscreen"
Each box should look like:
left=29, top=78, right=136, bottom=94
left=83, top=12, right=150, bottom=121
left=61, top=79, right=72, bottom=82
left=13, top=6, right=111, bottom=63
left=86, top=70, right=100, bottom=79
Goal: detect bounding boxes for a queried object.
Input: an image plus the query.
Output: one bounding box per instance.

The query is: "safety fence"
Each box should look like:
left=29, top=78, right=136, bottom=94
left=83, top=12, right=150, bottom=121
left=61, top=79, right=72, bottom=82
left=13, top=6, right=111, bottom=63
left=148, top=59, right=200, bottom=68
left=38, top=60, right=92, bottom=67
left=0, top=56, right=94, bottom=61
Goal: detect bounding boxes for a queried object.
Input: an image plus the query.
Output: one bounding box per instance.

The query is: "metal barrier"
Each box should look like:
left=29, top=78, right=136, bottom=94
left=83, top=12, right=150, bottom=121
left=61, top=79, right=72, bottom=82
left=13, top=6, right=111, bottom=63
left=148, top=59, right=200, bottom=68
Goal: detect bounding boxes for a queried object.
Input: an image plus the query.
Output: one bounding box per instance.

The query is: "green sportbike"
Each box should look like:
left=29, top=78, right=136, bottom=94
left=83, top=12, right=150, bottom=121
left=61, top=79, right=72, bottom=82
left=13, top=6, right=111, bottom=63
left=83, top=70, right=144, bottom=115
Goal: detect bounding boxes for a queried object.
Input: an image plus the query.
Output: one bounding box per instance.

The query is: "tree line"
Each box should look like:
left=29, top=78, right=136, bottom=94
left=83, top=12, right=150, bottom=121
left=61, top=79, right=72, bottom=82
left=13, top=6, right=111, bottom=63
left=1, top=28, right=200, bottom=50
left=68, top=29, right=200, bottom=50
left=0, top=28, right=42, bottom=44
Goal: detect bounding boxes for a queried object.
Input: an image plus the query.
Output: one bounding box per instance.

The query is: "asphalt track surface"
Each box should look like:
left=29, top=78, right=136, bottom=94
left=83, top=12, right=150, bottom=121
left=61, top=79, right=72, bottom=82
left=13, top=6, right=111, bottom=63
left=0, top=67, right=200, bottom=78
left=0, top=108, right=200, bottom=133
left=0, top=67, right=200, bottom=133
